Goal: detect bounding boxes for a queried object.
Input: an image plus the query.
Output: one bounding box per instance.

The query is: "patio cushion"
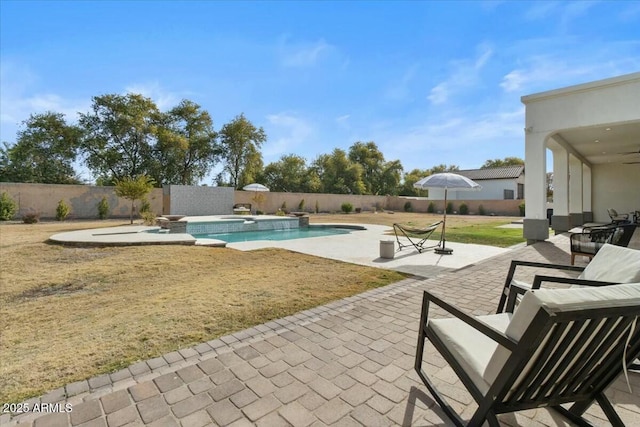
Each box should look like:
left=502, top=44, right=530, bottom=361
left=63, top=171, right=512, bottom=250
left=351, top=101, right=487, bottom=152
left=577, top=244, right=640, bottom=282
left=429, top=313, right=511, bottom=395
left=483, top=283, right=640, bottom=387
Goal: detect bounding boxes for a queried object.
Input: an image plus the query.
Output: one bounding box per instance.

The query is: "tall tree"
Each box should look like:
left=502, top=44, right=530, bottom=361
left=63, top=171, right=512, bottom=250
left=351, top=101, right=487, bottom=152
left=153, top=100, right=220, bottom=185
left=311, top=149, right=365, bottom=194
left=481, top=157, right=524, bottom=169
left=262, top=154, right=311, bottom=192
left=398, top=164, right=459, bottom=196
left=78, top=93, right=161, bottom=184
left=347, top=141, right=403, bottom=195
left=0, top=112, right=82, bottom=184
left=217, top=113, right=266, bottom=189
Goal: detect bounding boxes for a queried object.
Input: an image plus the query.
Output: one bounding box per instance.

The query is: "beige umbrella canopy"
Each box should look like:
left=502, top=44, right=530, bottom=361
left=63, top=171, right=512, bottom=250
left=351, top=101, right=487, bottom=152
left=413, top=172, right=482, bottom=254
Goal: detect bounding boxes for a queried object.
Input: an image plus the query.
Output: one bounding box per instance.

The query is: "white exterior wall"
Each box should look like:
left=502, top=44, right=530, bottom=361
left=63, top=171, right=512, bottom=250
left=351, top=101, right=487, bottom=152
left=591, top=163, right=640, bottom=222
left=427, top=178, right=520, bottom=200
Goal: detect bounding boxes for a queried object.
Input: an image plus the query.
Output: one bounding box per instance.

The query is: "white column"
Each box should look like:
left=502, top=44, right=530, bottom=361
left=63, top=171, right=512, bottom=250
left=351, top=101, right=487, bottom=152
left=569, top=154, right=584, bottom=226
left=553, top=149, right=569, bottom=216
left=523, top=131, right=549, bottom=241
left=582, top=164, right=592, bottom=218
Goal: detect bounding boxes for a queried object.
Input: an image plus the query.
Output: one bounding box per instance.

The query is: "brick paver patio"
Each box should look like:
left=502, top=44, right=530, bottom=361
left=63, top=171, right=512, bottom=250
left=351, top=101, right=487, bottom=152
left=3, top=233, right=639, bottom=426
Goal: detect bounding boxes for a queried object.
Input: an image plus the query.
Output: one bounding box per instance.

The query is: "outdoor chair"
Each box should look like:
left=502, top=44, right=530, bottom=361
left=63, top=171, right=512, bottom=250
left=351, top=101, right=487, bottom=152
left=393, top=220, right=443, bottom=253
left=608, top=208, right=630, bottom=224
left=496, top=243, right=640, bottom=314
left=570, top=223, right=637, bottom=265
left=415, top=283, right=640, bottom=426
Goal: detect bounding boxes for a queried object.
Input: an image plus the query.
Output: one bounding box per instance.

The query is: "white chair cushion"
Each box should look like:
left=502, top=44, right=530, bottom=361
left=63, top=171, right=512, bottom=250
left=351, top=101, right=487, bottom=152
left=483, top=283, right=640, bottom=387
left=429, top=313, right=511, bottom=395
left=578, top=244, right=640, bottom=282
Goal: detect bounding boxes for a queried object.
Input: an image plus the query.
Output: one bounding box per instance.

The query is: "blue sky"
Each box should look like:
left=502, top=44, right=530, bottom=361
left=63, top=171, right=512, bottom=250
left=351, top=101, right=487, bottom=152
left=2, top=1, right=639, bottom=183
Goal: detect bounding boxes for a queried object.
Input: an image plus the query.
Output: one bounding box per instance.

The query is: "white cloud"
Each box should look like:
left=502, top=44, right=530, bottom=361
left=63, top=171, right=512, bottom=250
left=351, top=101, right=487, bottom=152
left=263, top=113, right=314, bottom=161
left=499, top=45, right=640, bottom=94
left=335, top=114, right=351, bottom=130
left=385, top=64, right=419, bottom=101
left=427, top=44, right=494, bottom=105
left=279, top=38, right=333, bottom=67
left=0, top=61, right=89, bottom=141
left=125, top=82, right=180, bottom=110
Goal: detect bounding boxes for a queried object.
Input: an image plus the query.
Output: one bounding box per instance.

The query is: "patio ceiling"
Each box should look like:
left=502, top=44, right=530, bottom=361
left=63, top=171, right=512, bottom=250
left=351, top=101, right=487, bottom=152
left=553, top=121, right=640, bottom=165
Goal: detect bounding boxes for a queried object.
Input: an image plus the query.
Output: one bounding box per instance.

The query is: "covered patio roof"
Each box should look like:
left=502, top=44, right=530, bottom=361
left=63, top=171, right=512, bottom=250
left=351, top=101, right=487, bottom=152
left=521, top=72, right=640, bottom=241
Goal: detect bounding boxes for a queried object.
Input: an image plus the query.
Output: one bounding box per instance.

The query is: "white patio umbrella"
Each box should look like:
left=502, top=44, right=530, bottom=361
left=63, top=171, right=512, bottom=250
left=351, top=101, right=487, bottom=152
left=413, top=172, right=481, bottom=254
left=242, top=183, right=269, bottom=214
left=242, top=183, right=270, bottom=192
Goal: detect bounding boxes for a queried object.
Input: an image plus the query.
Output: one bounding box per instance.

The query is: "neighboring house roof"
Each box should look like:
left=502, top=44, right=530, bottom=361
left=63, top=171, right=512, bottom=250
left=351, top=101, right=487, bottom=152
left=456, top=165, right=524, bottom=180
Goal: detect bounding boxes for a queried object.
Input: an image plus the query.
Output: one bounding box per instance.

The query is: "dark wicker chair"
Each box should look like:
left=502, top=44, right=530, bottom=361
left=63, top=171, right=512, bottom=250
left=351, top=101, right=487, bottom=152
left=570, top=223, right=636, bottom=265
left=415, top=284, right=640, bottom=426
left=608, top=208, right=630, bottom=224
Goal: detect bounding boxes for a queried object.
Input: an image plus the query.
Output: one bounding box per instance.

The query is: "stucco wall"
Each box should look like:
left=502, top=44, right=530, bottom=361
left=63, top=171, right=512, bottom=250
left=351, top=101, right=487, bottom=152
left=0, top=182, right=163, bottom=219
left=386, top=197, right=523, bottom=216
left=591, top=163, right=640, bottom=223
left=234, top=191, right=385, bottom=214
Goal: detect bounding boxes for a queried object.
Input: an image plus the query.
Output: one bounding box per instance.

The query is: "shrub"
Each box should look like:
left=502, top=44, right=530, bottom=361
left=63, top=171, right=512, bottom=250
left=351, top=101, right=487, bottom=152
left=315, top=200, right=319, bottom=214
left=98, top=196, right=110, bottom=219
left=519, top=202, right=526, bottom=216
left=446, top=202, right=454, bottom=214
left=139, top=198, right=151, bottom=213
left=427, top=202, right=435, bottom=213
left=0, top=192, right=17, bottom=221
left=256, top=210, right=264, bottom=215
left=56, top=199, right=71, bottom=221
left=478, top=204, right=486, bottom=215
left=341, top=202, right=353, bottom=213
left=298, top=199, right=305, bottom=211
left=403, top=201, right=413, bottom=212
left=355, top=207, right=362, bottom=213
left=22, top=212, right=39, bottom=224
left=140, top=210, right=156, bottom=226
left=275, top=209, right=286, bottom=216
left=459, top=203, right=469, bottom=215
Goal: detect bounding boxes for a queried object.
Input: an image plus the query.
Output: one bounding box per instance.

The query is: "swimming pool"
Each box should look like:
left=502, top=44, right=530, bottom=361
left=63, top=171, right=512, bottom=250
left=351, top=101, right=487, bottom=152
left=192, top=226, right=351, bottom=243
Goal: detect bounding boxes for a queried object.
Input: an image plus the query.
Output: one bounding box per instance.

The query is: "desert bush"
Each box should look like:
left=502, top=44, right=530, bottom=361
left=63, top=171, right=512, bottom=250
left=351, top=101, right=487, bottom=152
left=141, top=210, right=157, bottom=226
left=0, top=192, right=17, bottom=220
left=478, top=204, right=486, bottom=215
left=98, top=196, right=110, bottom=219
left=341, top=203, right=353, bottom=213
left=139, top=198, right=151, bottom=213
left=404, top=201, right=413, bottom=212
left=446, top=202, right=454, bottom=214
left=275, top=209, right=286, bottom=216
left=298, top=199, right=305, bottom=211
left=22, top=212, right=39, bottom=224
left=55, top=199, right=71, bottom=221
left=459, top=203, right=469, bottom=215
left=427, top=202, right=435, bottom=213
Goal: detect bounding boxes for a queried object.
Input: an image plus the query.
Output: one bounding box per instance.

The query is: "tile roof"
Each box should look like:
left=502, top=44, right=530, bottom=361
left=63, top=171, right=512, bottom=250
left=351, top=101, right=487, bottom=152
left=456, top=165, right=524, bottom=180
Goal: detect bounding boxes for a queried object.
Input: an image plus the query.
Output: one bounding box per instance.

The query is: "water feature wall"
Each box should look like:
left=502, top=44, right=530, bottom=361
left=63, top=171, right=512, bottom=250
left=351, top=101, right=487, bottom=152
left=164, top=185, right=234, bottom=216
left=186, top=217, right=299, bottom=235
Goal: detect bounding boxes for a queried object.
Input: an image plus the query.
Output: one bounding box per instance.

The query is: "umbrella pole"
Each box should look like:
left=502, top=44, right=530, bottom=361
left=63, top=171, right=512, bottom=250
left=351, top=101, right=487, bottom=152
left=435, top=188, right=453, bottom=255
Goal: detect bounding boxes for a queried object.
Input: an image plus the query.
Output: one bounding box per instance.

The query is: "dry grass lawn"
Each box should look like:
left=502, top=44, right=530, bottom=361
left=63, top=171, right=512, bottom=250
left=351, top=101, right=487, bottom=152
left=0, top=220, right=406, bottom=403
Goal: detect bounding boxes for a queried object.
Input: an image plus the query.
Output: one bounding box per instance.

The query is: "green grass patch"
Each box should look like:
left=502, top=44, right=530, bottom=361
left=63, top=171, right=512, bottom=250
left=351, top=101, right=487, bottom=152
left=444, top=222, right=525, bottom=247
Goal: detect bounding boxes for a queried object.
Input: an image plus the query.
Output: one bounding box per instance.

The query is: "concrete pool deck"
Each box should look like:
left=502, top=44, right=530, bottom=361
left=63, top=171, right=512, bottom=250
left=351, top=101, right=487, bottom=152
left=48, top=222, right=511, bottom=277
left=4, top=232, right=638, bottom=426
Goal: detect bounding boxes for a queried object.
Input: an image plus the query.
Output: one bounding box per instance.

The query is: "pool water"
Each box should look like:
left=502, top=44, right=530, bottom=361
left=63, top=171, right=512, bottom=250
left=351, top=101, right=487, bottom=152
left=193, top=226, right=351, bottom=243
